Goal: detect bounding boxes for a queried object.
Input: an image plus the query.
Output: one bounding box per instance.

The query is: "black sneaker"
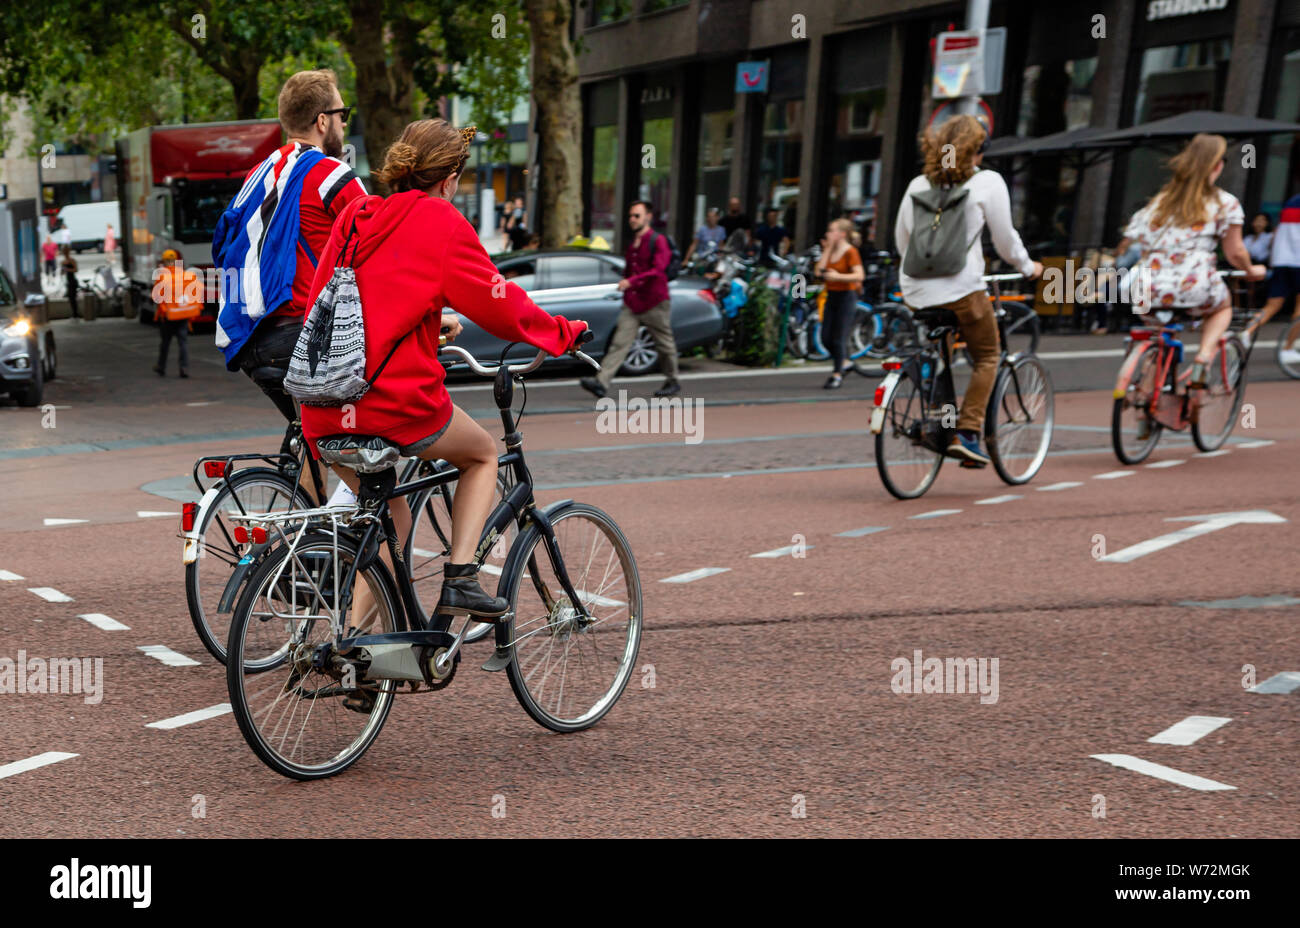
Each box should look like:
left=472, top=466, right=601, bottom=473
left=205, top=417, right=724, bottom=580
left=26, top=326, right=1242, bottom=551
left=436, top=563, right=510, bottom=621
left=579, top=376, right=607, bottom=399
left=153, top=365, right=164, bottom=377
left=654, top=379, right=681, bottom=397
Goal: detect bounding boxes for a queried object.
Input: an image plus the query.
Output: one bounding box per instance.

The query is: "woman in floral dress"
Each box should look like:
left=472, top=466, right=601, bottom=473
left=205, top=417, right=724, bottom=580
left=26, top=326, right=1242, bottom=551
left=1120, top=133, right=1265, bottom=387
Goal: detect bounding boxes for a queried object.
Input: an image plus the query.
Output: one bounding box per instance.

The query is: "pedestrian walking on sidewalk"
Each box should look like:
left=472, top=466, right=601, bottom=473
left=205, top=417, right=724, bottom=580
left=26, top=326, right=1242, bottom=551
left=153, top=249, right=199, bottom=377
left=42, top=236, right=58, bottom=280
left=60, top=246, right=80, bottom=320
left=580, top=200, right=680, bottom=399
left=814, top=218, right=864, bottom=388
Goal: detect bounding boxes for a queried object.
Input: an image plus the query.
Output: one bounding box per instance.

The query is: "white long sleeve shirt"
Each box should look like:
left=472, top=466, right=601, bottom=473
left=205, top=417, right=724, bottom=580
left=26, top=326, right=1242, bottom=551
left=894, top=167, right=1035, bottom=308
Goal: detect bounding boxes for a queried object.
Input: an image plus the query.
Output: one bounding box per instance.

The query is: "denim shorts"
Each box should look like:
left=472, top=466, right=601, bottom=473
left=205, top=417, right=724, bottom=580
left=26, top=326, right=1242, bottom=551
left=398, top=416, right=452, bottom=456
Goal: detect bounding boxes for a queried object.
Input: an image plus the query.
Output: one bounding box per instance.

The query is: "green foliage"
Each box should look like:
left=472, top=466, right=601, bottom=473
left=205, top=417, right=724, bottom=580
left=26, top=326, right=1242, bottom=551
left=449, top=8, right=531, bottom=161
left=735, top=283, right=780, bottom=367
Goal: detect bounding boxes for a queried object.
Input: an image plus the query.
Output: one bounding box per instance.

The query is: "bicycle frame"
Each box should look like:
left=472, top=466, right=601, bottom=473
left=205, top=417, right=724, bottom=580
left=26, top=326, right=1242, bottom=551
left=1112, top=322, right=1234, bottom=432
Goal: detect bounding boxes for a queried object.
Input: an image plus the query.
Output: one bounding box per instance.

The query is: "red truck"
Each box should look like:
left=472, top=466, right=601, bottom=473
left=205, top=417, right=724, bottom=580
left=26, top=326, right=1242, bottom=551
left=115, top=120, right=282, bottom=324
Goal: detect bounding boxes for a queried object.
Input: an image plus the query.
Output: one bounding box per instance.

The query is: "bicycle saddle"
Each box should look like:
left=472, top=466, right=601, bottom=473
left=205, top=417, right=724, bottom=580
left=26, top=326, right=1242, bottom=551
left=912, top=307, right=960, bottom=329
left=316, top=434, right=402, bottom=473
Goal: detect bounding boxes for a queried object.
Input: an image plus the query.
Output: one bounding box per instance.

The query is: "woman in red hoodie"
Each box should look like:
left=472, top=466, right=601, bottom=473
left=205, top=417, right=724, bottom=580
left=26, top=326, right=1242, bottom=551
left=301, top=119, right=586, bottom=619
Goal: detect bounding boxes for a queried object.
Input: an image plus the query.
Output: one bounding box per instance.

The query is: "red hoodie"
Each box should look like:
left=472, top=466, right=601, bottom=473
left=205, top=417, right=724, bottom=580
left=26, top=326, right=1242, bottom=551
left=299, top=191, right=581, bottom=452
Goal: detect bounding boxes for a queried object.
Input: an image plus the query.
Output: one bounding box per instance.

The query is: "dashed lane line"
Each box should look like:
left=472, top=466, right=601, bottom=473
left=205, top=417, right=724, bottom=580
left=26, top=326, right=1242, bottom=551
left=1093, top=470, right=1136, bottom=480
left=1147, top=716, right=1232, bottom=746
left=975, top=495, right=1022, bottom=505
left=28, top=587, right=73, bottom=603
left=42, top=518, right=87, bottom=526
left=0, top=569, right=23, bottom=581
left=835, top=526, right=889, bottom=537
left=1089, top=754, right=1236, bottom=791
left=660, top=567, right=731, bottom=584
left=0, top=752, right=79, bottom=780
left=1235, top=439, right=1275, bottom=449
left=1146, top=460, right=1185, bottom=469
left=137, top=645, right=200, bottom=667
left=1037, top=482, right=1083, bottom=492
left=751, top=545, right=814, bottom=558
left=78, top=613, right=129, bottom=631
left=1194, top=450, right=1231, bottom=458
left=146, top=704, right=232, bottom=730
left=136, top=510, right=177, bottom=519
left=1248, top=672, right=1300, bottom=695
left=909, top=509, right=962, bottom=520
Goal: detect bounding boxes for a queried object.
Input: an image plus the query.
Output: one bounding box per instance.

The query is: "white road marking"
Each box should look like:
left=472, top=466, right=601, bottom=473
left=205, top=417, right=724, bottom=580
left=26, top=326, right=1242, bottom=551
left=184, top=401, right=221, bottom=407
left=577, top=590, right=626, bottom=608
left=0, top=569, right=23, bottom=581
left=410, top=547, right=441, bottom=559
left=1036, top=481, right=1083, bottom=492
left=1145, top=460, right=1185, bottom=468
left=479, top=563, right=502, bottom=576
left=1093, top=470, right=1135, bottom=480
left=1249, top=671, right=1300, bottom=695
left=975, top=495, right=1022, bottom=505
left=1100, top=510, right=1287, bottom=563
left=42, top=518, right=87, bottom=526
left=1194, top=449, right=1231, bottom=458
left=1148, top=716, right=1232, bottom=745
left=1234, top=439, right=1274, bottom=449
left=909, top=509, right=962, bottom=520
left=1090, top=754, right=1236, bottom=791
left=137, top=510, right=177, bottom=518
left=28, top=587, right=72, bottom=603
left=78, top=613, right=129, bottom=631
left=751, top=544, right=815, bottom=558
left=137, top=644, right=200, bottom=667
left=835, top=526, right=889, bottom=537
left=0, top=752, right=79, bottom=780
left=660, top=567, right=731, bottom=584
left=146, top=704, right=232, bottom=730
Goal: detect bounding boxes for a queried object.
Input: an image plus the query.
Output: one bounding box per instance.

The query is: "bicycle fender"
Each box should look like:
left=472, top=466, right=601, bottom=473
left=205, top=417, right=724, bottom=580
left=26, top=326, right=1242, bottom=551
left=1113, top=341, right=1152, bottom=399
left=182, top=484, right=223, bottom=565
left=870, top=372, right=903, bottom=434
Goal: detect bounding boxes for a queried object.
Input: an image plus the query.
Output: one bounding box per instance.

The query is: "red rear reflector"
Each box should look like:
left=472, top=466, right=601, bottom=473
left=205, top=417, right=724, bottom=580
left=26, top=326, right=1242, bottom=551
left=181, top=503, right=197, bottom=532
left=1129, top=330, right=1152, bottom=341
left=882, top=360, right=902, bottom=371
left=204, top=461, right=226, bottom=478
left=251, top=527, right=268, bottom=545
left=873, top=385, right=886, bottom=406
left=698, top=288, right=717, bottom=304
left=233, top=526, right=249, bottom=544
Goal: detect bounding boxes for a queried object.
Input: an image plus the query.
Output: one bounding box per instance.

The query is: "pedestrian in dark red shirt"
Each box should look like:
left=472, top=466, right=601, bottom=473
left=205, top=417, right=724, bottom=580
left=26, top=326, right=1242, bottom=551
left=301, top=119, right=587, bottom=619
left=580, top=200, right=680, bottom=398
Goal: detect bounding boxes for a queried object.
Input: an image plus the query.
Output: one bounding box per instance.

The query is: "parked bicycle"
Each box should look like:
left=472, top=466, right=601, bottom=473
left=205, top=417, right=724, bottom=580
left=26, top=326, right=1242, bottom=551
left=223, top=333, right=643, bottom=780
left=871, top=273, right=1054, bottom=498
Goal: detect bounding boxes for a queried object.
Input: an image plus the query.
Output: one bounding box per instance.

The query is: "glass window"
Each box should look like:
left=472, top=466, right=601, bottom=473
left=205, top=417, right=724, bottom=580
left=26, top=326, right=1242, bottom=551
left=642, top=0, right=688, bottom=12
left=498, top=257, right=538, bottom=290
left=590, top=124, right=619, bottom=243
left=640, top=116, right=674, bottom=229
left=541, top=255, right=606, bottom=289
left=592, top=0, right=630, bottom=25
left=824, top=88, right=885, bottom=241
left=1260, top=32, right=1300, bottom=220
left=756, top=99, right=803, bottom=225
left=693, top=110, right=734, bottom=230
left=174, top=179, right=243, bottom=244
left=0, top=269, right=15, bottom=307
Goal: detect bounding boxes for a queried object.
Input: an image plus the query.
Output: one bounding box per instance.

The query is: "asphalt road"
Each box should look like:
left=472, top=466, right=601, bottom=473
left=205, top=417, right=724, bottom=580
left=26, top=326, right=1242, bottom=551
left=0, top=318, right=1296, bottom=837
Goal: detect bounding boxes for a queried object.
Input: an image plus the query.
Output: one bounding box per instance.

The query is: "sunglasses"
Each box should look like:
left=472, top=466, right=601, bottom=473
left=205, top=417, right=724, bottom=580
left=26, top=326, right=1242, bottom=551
left=320, top=105, right=353, bottom=124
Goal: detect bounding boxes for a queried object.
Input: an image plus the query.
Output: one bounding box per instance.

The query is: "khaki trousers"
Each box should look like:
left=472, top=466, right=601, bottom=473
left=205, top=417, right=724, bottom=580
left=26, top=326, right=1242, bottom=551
left=937, top=290, right=1000, bottom=433
left=595, top=299, right=679, bottom=387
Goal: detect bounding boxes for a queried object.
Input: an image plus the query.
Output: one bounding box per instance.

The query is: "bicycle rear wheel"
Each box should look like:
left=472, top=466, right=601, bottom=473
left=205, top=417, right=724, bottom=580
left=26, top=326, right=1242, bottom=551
left=875, top=376, right=944, bottom=499
left=1111, top=348, right=1164, bottom=465
left=986, top=356, right=1054, bottom=485
left=1192, top=336, right=1246, bottom=452
left=186, top=468, right=311, bottom=665
left=1276, top=318, right=1300, bottom=379
left=857, top=305, right=916, bottom=367
left=498, top=502, right=641, bottom=733
left=227, top=534, right=401, bottom=780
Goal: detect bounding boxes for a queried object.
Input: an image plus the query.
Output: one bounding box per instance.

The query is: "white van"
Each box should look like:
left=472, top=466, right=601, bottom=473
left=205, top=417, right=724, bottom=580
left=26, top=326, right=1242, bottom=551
left=53, top=201, right=118, bottom=253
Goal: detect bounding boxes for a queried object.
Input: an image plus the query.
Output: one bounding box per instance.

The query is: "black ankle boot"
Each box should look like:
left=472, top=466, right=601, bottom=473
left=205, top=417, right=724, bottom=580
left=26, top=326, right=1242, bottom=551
left=436, top=563, right=510, bottom=621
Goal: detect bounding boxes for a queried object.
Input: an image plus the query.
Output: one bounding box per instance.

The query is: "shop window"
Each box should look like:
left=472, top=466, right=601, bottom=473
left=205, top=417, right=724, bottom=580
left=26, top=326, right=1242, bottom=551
left=592, top=0, right=631, bottom=25
left=590, top=125, right=619, bottom=243
left=825, top=89, right=885, bottom=239
left=1260, top=33, right=1300, bottom=219
left=642, top=0, right=688, bottom=12
left=640, top=116, right=674, bottom=229
left=756, top=100, right=803, bottom=222
left=694, top=109, right=734, bottom=229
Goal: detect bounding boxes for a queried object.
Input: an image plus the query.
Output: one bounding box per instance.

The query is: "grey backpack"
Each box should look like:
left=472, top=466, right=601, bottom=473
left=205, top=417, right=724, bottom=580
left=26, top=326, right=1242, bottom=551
left=903, top=179, right=979, bottom=279
left=284, top=219, right=405, bottom=406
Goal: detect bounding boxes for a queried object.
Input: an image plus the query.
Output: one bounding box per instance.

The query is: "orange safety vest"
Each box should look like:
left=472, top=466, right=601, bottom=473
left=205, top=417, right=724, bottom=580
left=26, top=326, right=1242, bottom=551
left=153, top=264, right=202, bottom=321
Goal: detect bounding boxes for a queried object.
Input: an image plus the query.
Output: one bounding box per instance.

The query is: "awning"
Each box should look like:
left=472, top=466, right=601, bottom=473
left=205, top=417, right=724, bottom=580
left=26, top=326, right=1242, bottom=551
left=984, top=126, right=1115, bottom=159
left=1087, top=110, right=1300, bottom=145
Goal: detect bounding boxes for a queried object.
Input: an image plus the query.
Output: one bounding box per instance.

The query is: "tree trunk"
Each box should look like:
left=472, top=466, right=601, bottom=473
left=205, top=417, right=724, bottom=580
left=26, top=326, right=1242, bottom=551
left=344, top=0, right=416, bottom=192
left=230, top=63, right=262, bottom=120
left=523, top=0, right=582, bottom=247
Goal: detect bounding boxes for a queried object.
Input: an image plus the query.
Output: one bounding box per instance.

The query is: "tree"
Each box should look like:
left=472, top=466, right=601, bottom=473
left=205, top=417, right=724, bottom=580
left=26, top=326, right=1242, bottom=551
left=523, top=0, right=582, bottom=246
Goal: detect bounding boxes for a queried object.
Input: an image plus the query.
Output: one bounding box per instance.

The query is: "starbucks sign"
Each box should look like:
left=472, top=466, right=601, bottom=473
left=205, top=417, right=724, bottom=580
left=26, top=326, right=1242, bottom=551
left=1147, top=0, right=1229, bottom=19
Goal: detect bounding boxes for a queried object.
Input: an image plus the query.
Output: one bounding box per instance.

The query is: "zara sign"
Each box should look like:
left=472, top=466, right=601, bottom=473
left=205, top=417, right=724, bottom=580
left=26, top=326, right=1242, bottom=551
left=1147, top=0, right=1229, bottom=20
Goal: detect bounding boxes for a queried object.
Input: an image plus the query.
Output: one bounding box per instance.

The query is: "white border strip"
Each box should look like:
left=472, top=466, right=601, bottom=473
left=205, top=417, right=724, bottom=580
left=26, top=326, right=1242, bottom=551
left=1090, top=754, right=1236, bottom=791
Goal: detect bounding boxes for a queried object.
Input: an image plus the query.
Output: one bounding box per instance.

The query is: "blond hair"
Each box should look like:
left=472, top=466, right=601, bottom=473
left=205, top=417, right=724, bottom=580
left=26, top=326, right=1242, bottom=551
left=919, top=114, right=987, bottom=187
left=278, top=69, right=339, bottom=136
left=375, top=119, right=476, bottom=193
left=830, top=217, right=861, bottom=249
left=1148, top=133, right=1228, bottom=229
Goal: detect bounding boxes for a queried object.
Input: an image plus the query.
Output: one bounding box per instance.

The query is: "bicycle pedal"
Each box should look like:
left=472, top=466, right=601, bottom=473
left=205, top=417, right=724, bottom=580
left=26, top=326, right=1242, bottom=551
left=481, top=647, right=513, bottom=672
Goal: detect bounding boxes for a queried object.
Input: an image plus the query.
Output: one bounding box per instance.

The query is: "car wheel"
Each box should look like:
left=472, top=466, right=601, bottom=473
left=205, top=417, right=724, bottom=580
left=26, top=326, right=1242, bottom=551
left=43, top=334, right=56, bottom=381
left=618, top=326, right=659, bottom=376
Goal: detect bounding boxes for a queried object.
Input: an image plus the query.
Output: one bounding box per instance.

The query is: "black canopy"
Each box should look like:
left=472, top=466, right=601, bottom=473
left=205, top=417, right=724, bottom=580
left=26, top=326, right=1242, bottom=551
left=1087, top=110, right=1300, bottom=145
left=984, top=126, right=1115, bottom=159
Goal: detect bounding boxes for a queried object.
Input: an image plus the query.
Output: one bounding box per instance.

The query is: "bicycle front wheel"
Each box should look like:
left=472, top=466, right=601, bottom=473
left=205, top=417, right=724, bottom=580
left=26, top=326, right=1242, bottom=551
left=185, top=468, right=310, bottom=665
left=1276, top=318, right=1300, bottom=379
left=986, top=356, right=1054, bottom=485
left=498, top=502, right=642, bottom=733
left=875, top=376, right=944, bottom=499
left=227, top=533, right=402, bottom=780
left=1111, top=348, right=1164, bottom=465
left=1192, top=336, right=1246, bottom=452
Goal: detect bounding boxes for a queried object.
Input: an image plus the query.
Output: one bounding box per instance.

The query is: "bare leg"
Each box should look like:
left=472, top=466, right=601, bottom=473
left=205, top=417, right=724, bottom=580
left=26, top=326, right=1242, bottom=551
left=417, top=405, right=497, bottom=565
left=1194, top=304, right=1232, bottom=365
left=1246, top=296, right=1286, bottom=336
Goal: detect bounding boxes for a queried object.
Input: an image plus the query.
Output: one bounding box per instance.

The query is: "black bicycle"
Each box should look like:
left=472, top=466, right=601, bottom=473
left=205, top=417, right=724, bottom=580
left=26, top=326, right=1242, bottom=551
left=224, top=334, right=643, bottom=780
left=870, top=273, right=1055, bottom=498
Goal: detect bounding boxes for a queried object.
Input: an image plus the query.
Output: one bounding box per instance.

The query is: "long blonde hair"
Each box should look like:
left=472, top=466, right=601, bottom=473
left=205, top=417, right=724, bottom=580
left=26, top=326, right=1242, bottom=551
left=830, top=218, right=861, bottom=249
left=1148, top=133, right=1227, bottom=229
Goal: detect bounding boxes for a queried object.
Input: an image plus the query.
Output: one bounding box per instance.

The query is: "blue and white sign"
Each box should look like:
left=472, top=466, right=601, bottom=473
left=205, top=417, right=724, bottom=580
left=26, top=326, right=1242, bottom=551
left=735, top=61, right=770, bottom=94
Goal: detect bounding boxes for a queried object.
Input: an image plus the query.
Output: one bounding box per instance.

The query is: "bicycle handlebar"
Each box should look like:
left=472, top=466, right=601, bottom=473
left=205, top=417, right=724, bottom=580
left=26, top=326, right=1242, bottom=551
left=982, top=273, right=1026, bottom=282
left=438, top=330, right=599, bottom=376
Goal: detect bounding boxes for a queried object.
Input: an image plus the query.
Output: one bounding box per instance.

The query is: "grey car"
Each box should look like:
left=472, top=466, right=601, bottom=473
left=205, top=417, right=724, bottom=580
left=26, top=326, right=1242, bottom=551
left=0, top=268, right=56, bottom=406
left=446, top=248, right=723, bottom=374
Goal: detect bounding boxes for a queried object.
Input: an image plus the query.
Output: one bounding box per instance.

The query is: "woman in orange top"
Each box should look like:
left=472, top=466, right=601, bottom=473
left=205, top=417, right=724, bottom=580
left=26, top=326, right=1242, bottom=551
left=814, top=218, right=865, bottom=388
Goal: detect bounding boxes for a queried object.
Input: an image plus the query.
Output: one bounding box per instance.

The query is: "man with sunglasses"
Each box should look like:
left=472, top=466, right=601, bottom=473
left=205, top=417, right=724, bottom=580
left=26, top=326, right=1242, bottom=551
left=215, top=69, right=367, bottom=502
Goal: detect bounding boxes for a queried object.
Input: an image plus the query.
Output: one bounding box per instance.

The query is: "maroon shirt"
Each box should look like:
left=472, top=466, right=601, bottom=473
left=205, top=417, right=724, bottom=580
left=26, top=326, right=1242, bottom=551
left=623, top=229, right=671, bottom=313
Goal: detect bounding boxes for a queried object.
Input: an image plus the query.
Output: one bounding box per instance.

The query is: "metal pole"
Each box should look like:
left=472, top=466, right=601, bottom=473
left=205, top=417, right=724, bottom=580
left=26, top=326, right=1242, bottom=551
left=956, top=0, right=990, bottom=117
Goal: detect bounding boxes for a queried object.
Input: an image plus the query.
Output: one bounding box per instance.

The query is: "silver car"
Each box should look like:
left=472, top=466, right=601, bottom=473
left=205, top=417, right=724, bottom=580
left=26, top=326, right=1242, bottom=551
left=448, top=248, right=724, bottom=375
left=0, top=268, right=56, bottom=406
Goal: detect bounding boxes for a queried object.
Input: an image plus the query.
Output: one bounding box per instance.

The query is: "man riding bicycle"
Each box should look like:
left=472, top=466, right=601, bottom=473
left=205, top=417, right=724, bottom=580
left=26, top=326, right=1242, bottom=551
left=894, top=114, right=1042, bottom=466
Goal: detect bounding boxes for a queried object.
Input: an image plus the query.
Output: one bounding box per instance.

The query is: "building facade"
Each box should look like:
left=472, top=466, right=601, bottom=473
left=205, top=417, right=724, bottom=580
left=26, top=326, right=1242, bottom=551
left=575, top=0, right=1300, bottom=254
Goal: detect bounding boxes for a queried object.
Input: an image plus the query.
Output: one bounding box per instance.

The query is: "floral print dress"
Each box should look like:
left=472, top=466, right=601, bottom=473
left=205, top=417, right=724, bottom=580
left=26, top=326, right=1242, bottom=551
left=1123, top=188, right=1243, bottom=314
